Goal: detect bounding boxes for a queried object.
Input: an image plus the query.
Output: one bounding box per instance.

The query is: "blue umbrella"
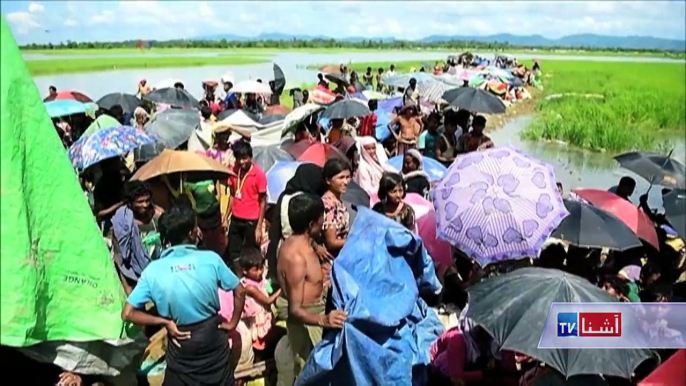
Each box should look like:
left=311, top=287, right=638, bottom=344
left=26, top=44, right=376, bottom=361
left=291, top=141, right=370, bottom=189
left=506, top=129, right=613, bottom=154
left=387, top=154, right=447, bottom=182
left=44, top=99, right=93, bottom=118
left=266, top=160, right=304, bottom=204
left=67, top=125, right=157, bottom=170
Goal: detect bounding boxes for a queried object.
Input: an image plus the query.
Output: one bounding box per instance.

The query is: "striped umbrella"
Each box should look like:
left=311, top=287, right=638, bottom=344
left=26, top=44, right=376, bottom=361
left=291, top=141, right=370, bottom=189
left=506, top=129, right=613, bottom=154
left=417, top=80, right=458, bottom=104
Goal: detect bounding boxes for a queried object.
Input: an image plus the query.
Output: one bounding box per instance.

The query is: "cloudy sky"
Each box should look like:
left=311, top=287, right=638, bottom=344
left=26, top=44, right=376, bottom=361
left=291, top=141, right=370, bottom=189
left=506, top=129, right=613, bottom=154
left=3, top=0, right=685, bottom=45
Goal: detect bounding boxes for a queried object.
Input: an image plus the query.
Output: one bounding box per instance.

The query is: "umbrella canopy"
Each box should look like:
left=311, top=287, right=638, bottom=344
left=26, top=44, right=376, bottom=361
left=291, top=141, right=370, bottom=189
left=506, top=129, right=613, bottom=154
left=264, top=105, right=291, bottom=116
left=387, top=154, right=447, bottom=182
left=253, top=144, right=295, bottom=172
left=43, top=90, right=92, bottom=103
left=216, top=108, right=259, bottom=122
left=230, top=80, right=272, bottom=95
left=44, top=99, right=93, bottom=118
left=321, top=99, right=371, bottom=120
left=309, top=87, right=337, bottom=105
left=417, top=80, right=456, bottom=104
left=324, top=72, right=349, bottom=86
left=552, top=199, right=643, bottom=251
left=467, top=267, right=653, bottom=379
left=284, top=141, right=347, bottom=167
left=273, top=63, right=286, bottom=96
left=613, top=152, right=686, bottom=189
left=82, top=114, right=121, bottom=137
left=266, top=161, right=304, bottom=204
left=343, top=181, right=370, bottom=208
left=572, top=189, right=659, bottom=250
left=133, top=139, right=167, bottom=163
left=67, top=125, right=156, bottom=170
left=282, top=104, right=325, bottom=135
left=662, top=189, right=686, bottom=240
left=131, top=149, right=234, bottom=181
left=384, top=72, right=434, bottom=88
left=96, top=93, right=141, bottom=115
left=135, top=109, right=199, bottom=161
left=143, top=87, right=199, bottom=108
left=442, top=87, right=507, bottom=114
left=433, top=147, right=568, bottom=266
left=638, top=349, right=685, bottom=386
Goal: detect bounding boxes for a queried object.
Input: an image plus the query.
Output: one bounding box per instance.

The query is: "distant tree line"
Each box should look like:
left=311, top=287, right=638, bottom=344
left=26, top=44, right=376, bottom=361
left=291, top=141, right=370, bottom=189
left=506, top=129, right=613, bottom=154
left=20, top=38, right=684, bottom=55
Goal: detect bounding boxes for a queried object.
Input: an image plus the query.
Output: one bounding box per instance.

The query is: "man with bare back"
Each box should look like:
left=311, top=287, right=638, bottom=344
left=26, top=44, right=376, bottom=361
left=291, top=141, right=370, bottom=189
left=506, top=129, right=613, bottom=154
left=277, top=193, right=348, bottom=376
left=389, top=104, right=423, bottom=155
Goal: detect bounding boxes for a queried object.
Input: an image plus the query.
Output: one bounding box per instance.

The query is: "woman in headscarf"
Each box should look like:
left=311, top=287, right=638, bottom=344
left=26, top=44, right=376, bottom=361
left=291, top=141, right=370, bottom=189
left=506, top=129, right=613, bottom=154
left=203, top=126, right=236, bottom=224
left=354, top=136, right=389, bottom=196
left=402, top=149, right=432, bottom=199
left=266, top=163, right=327, bottom=289
left=333, top=136, right=359, bottom=176
left=131, top=106, right=149, bottom=130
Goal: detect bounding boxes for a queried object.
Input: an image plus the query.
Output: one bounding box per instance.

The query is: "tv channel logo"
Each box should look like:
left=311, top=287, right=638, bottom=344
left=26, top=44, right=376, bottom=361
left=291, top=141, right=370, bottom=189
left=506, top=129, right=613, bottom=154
left=557, top=312, right=622, bottom=337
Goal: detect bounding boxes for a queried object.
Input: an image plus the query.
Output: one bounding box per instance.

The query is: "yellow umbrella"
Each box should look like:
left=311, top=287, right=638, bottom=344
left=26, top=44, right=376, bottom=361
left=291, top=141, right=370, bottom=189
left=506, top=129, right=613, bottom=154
left=131, top=149, right=235, bottom=181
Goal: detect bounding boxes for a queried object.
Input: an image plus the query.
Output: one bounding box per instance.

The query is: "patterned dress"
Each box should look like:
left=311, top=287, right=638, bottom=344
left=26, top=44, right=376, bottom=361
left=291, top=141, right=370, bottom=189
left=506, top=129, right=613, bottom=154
left=322, top=191, right=350, bottom=242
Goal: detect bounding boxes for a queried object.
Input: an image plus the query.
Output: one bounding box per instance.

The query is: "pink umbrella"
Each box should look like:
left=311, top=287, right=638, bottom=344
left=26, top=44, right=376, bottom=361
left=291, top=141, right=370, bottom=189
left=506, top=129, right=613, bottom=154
left=458, top=70, right=478, bottom=81
left=370, top=193, right=453, bottom=278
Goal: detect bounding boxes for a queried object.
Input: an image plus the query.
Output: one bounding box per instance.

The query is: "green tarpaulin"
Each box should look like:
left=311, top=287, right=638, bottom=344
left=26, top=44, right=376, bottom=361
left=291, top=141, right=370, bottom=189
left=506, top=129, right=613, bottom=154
left=0, top=17, right=129, bottom=347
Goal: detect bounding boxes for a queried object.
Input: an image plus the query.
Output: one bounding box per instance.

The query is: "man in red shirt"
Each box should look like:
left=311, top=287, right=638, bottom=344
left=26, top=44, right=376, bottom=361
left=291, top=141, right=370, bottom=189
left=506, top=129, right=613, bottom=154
left=358, top=99, right=378, bottom=138
left=227, top=141, right=268, bottom=267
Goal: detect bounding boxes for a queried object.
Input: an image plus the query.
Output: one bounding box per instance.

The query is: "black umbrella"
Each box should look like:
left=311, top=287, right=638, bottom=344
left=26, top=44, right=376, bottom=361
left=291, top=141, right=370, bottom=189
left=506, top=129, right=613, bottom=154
left=259, top=114, right=287, bottom=125
left=552, top=199, right=643, bottom=251
left=663, top=189, right=686, bottom=239
left=324, top=72, right=350, bottom=86
left=441, top=87, right=506, bottom=114
left=96, top=93, right=141, bottom=114
left=321, top=99, right=371, bottom=120
left=343, top=181, right=370, bottom=208
left=135, top=109, right=199, bottom=161
left=467, top=267, right=653, bottom=379
left=143, top=87, right=199, bottom=108
left=273, top=63, right=286, bottom=96
left=253, top=145, right=295, bottom=172
left=614, top=151, right=686, bottom=189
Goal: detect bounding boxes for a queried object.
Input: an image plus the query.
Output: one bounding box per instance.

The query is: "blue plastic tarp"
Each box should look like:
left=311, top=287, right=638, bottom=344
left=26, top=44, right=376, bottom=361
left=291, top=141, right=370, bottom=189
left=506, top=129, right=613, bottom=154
left=297, top=208, right=444, bottom=386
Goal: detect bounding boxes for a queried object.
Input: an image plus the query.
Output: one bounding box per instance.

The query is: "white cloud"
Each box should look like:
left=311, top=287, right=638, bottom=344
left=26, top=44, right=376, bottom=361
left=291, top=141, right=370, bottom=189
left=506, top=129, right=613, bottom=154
left=28, top=2, right=44, bottom=13
left=89, top=10, right=115, bottom=25
left=64, top=19, right=78, bottom=27
left=6, top=12, right=41, bottom=34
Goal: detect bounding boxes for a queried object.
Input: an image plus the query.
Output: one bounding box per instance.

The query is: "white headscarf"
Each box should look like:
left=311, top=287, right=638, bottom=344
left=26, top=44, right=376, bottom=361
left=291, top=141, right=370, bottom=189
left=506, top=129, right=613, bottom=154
left=353, top=136, right=389, bottom=196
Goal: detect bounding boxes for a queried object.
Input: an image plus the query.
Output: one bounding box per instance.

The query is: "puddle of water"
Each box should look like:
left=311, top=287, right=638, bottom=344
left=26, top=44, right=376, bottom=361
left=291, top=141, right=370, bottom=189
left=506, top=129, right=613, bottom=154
left=491, top=116, right=686, bottom=209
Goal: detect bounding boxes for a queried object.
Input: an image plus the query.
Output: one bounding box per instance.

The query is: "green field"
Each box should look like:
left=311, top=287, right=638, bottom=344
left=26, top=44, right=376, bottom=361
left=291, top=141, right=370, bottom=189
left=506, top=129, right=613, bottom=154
left=21, top=47, right=686, bottom=59
left=523, top=61, right=685, bottom=152
left=25, top=55, right=269, bottom=76
left=347, top=60, right=686, bottom=152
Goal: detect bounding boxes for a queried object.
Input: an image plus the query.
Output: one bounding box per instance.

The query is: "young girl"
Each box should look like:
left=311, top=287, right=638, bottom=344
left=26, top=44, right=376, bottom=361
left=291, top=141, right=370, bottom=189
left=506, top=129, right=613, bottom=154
left=237, top=248, right=281, bottom=350
left=372, top=172, right=416, bottom=231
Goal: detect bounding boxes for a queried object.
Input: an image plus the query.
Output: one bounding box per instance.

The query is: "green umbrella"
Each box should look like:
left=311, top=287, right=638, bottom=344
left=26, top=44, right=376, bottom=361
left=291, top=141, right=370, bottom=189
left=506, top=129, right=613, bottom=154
left=0, top=16, right=132, bottom=346
left=82, top=114, right=121, bottom=137
left=469, top=75, right=486, bottom=87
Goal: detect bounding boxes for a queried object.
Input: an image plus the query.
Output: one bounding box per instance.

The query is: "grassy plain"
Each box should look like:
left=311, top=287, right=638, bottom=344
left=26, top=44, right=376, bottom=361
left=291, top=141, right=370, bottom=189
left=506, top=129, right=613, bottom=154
left=347, top=59, right=685, bottom=152
left=25, top=55, right=269, bottom=76
left=21, top=47, right=686, bottom=59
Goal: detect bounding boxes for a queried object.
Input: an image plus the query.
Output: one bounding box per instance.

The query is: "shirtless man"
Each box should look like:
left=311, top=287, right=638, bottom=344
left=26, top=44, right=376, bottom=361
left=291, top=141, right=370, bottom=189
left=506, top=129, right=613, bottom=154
left=389, top=105, right=423, bottom=155
left=277, top=193, right=347, bottom=374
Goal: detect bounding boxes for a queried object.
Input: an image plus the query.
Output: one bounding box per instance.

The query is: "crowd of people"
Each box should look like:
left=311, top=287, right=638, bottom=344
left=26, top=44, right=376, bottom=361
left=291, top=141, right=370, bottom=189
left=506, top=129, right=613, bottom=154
left=16, top=53, right=686, bottom=386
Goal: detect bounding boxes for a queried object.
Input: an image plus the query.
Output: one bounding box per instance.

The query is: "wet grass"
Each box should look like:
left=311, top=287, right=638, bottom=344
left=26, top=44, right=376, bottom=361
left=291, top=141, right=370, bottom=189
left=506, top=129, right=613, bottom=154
left=25, top=55, right=269, bottom=76
left=522, top=60, right=686, bottom=152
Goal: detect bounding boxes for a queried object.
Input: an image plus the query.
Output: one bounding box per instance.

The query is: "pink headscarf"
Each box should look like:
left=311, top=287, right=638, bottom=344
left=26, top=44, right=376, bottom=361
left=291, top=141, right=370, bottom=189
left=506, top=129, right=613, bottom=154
left=353, top=136, right=388, bottom=196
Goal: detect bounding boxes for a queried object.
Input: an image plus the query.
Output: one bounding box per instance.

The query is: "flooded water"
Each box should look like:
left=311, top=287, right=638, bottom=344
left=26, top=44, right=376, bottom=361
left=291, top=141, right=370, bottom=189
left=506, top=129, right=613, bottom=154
left=30, top=51, right=685, bottom=99
left=491, top=116, right=686, bottom=209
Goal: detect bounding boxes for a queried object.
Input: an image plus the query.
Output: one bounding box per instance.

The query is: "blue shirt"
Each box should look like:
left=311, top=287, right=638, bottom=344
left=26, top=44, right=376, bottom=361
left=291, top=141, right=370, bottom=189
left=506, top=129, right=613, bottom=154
left=127, top=245, right=240, bottom=326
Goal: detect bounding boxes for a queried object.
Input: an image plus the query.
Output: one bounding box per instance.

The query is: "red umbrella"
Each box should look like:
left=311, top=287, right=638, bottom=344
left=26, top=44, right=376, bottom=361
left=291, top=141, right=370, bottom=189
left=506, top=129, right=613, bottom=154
left=572, top=189, right=659, bottom=250
left=283, top=141, right=346, bottom=167
left=638, top=349, right=685, bottom=386
left=265, top=105, right=292, bottom=116
left=43, top=91, right=93, bottom=103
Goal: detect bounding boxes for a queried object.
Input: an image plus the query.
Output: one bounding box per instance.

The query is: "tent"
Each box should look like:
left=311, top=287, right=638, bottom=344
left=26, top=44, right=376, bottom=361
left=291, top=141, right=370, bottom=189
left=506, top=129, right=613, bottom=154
left=0, top=16, right=142, bottom=378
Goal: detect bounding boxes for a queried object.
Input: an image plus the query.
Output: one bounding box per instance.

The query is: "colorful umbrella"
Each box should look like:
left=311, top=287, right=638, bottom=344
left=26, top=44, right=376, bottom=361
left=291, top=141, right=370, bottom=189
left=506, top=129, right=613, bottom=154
left=67, top=125, right=156, bottom=170
left=44, top=100, right=94, bottom=118
left=43, top=90, right=92, bottom=103
left=266, top=161, right=304, bottom=204
left=387, top=155, right=447, bottom=182
left=264, top=105, right=291, bottom=116
left=82, top=114, right=120, bottom=137
left=283, top=141, right=347, bottom=167
left=572, top=189, right=659, bottom=250
left=638, top=349, right=685, bottom=386
left=433, top=147, right=568, bottom=266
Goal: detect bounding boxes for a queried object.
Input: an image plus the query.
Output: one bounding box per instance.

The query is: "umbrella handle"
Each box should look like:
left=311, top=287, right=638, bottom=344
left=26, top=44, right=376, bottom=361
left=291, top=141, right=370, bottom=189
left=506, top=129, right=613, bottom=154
left=645, top=148, right=674, bottom=196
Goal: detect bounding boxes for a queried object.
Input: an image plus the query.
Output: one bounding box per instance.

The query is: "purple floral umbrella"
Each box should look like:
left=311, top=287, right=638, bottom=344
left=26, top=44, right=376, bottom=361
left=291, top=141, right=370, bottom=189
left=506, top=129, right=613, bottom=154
left=432, top=147, right=569, bottom=266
